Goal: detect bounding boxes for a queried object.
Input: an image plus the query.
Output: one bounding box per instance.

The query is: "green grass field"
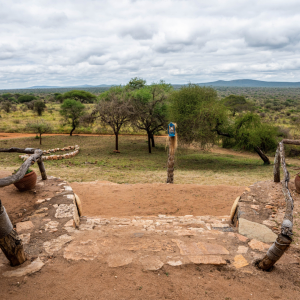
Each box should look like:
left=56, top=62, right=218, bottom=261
left=1, top=135, right=300, bottom=186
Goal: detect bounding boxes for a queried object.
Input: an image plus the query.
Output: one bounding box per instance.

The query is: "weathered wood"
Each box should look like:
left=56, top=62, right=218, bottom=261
left=282, top=139, right=300, bottom=145
left=37, top=158, right=47, bottom=180
left=0, top=149, right=43, bottom=187
left=0, top=147, right=36, bottom=154
left=258, top=234, right=292, bottom=271
left=0, top=201, right=26, bottom=266
left=254, top=146, right=270, bottom=165
left=273, top=146, right=280, bottom=183
left=167, top=136, right=176, bottom=183
left=258, top=141, right=294, bottom=271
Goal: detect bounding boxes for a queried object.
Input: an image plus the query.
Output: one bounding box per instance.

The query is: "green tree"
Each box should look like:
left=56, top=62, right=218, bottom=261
left=60, top=99, right=85, bottom=136
left=169, top=84, right=228, bottom=146
left=18, top=95, right=36, bottom=103
left=26, top=119, right=53, bottom=145
left=61, top=90, right=96, bottom=103
left=126, top=77, right=146, bottom=90
left=222, top=95, right=254, bottom=116
left=34, top=100, right=46, bottom=116
left=131, top=81, right=172, bottom=153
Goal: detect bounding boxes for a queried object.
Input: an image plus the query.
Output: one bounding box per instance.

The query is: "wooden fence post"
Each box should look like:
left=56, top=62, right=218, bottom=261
left=167, top=123, right=177, bottom=184
left=37, top=158, right=47, bottom=180
left=0, top=200, right=26, bottom=266
left=273, top=146, right=280, bottom=183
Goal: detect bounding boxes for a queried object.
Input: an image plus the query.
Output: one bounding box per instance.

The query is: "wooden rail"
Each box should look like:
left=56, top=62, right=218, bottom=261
left=0, top=148, right=47, bottom=187
left=258, top=139, right=297, bottom=270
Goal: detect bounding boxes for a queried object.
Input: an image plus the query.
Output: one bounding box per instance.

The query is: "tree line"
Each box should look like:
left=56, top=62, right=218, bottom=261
left=1, top=78, right=286, bottom=163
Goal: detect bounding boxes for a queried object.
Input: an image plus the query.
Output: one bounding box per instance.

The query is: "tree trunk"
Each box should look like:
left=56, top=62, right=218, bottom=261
left=151, top=134, right=155, bottom=147
left=254, top=146, right=270, bottom=165
left=115, top=132, right=119, bottom=151
left=39, top=133, right=42, bottom=145
left=147, top=132, right=152, bottom=154
left=70, top=125, right=75, bottom=136
left=0, top=201, right=26, bottom=266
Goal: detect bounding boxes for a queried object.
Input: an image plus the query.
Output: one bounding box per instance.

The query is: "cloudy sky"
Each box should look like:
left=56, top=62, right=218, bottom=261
left=1, top=0, right=300, bottom=88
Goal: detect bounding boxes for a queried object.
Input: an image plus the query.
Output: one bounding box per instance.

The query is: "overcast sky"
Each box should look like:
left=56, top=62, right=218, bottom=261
left=1, top=0, right=300, bottom=89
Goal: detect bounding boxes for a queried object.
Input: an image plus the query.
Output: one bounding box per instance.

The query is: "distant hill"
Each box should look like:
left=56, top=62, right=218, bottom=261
left=197, top=79, right=300, bottom=88
left=26, top=84, right=113, bottom=89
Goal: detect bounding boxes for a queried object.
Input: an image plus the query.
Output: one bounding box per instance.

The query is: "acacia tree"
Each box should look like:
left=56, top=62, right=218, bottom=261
left=61, top=90, right=96, bottom=103
left=26, top=119, right=53, bottom=145
left=93, top=87, right=133, bottom=151
left=131, top=81, right=172, bottom=153
left=60, top=99, right=85, bottom=136
left=222, top=94, right=254, bottom=116
left=1, top=101, right=13, bottom=113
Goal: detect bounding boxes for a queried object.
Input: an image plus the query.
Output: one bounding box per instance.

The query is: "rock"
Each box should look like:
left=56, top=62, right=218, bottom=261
left=64, top=220, right=74, bottom=227
left=2, top=258, right=44, bottom=277
left=265, top=205, right=274, bottom=209
left=263, top=220, right=277, bottom=227
left=139, top=256, right=164, bottom=270
left=55, top=204, right=74, bottom=218
left=35, top=207, right=48, bottom=214
left=238, top=218, right=277, bottom=243
left=248, top=239, right=270, bottom=252
left=36, top=199, right=46, bottom=204
left=64, top=240, right=100, bottom=261
left=233, top=255, right=249, bottom=269
left=251, top=205, right=259, bottom=210
left=189, top=255, right=227, bottom=265
left=245, top=187, right=251, bottom=192
left=237, top=246, right=248, bottom=254
left=16, top=221, right=34, bottom=233
left=167, top=260, right=183, bottom=266
left=45, top=221, right=59, bottom=232
left=230, top=196, right=240, bottom=222
left=107, top=253, right=133, bottom=267
left=19, top=233, right=31, bottom=245
left=43, top=234, right=74, bottom=255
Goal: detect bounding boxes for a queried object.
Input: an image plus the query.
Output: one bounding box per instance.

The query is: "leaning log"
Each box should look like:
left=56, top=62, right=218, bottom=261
left=0, top=200, right=26, bottom=266
left=258, top=141, right=294, bottom=270
left=0, top=149, right=43, bottom=187
left=37, top=158, right=47, bottom=180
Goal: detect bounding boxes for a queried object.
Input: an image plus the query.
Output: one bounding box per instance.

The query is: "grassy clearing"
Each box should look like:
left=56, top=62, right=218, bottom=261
left=1, top=135, right=300, bottom=186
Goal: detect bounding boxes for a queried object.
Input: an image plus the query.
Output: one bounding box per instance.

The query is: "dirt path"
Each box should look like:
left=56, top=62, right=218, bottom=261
left=70, top=182, right=245, bottom=217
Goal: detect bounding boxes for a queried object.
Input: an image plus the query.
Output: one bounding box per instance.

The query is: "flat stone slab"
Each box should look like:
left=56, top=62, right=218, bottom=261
left=188, top=255, right=227, bottom=265
left=139, top=256, right=164, bottom=270
left=64, top=240, right=100, bottom=261
left=2, top=258, right=44, bottom=277
left=107, top=253, right=133, bottom=267
left=43, top=234, right=74, bottom=255
left=233, top=255, right=249, bottom=269
left=16, top=221, right=34, bottom=233
left=239, top=218, right=277, bottom=243
left=248, top=239, right=270, bottom=252
left=172, top=239, right=229, bottom=255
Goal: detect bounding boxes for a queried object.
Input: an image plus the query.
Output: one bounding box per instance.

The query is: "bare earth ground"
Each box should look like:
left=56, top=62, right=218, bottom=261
left=71, top=182, right=245, bottom=217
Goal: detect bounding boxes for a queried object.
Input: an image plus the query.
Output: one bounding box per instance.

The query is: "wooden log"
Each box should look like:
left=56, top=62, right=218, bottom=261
left=273, top=146, right=280, bottom=183
left=0, top=147, right=36, bottom=154
left=167, top=136, right=176, bottom=183
left=282, top=139, right=300, bottom=145
left=0, top=201, right=26, bottom=266
left=0, top=149, right=43, bottom=187
left=37, top=158, right=47, bottom=180
left=258, top=234, right=292, bottom=271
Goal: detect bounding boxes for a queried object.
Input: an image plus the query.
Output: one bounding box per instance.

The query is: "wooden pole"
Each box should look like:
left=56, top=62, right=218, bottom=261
left=37, top=158, right=47, bottom=180
left=258, top=141, right=294, bottom=271
left=0, top=200, right=26, bottom=266
left=273, top=146, right=280, bottom=183
left=167, top=134, right=177, bottom=184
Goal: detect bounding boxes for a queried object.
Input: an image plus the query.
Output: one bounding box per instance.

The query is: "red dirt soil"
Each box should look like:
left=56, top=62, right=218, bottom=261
left=70, top=182, right=245, bottom=217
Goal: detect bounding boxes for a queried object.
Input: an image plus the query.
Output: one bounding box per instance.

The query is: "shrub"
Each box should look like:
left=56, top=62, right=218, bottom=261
left=18, top=95, right=36, bottom=103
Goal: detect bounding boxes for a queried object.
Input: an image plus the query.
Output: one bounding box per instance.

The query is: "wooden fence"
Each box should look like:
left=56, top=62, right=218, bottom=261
left=0, top=148, right=47, bottom=266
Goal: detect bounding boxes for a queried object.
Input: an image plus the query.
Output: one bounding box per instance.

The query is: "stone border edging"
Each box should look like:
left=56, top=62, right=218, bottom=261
left=19, top=145, right=80, bottom=161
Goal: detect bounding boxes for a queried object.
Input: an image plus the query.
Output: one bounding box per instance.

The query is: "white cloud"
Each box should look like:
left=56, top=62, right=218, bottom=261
left=1, top=0, right=300, bottom=88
